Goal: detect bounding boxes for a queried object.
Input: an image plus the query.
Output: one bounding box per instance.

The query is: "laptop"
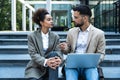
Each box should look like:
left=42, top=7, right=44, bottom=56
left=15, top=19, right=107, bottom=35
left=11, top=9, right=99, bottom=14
left=65, top=53, right=101, bottom=68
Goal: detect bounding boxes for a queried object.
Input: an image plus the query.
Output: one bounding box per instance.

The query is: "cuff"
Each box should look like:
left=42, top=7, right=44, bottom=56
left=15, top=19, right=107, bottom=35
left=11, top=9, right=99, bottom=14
left=44, top=59, right=48, bottom=67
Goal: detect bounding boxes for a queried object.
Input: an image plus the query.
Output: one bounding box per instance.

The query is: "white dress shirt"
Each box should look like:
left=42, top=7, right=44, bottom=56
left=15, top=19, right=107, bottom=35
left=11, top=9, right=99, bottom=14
left=41, top=31, right=49, bottom=66
left=75, top=25, right=90, bottom=53
left=41, top=31, right=49, bottom=51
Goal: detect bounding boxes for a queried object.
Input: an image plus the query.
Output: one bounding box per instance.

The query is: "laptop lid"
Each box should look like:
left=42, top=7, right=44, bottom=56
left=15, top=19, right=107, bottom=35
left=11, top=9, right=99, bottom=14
left=65, top=53, right=100, bottom=68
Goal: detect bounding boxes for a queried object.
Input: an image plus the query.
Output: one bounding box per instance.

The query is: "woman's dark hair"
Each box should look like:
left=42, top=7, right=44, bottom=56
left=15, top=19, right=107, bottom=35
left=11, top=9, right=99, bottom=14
left=73, top=5, right=92, bottom=17
left=32, top=8, right=49, bottom=26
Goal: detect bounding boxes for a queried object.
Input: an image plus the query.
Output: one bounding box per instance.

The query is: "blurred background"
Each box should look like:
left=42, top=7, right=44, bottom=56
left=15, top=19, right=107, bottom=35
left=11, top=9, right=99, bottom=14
left=0, top=0, right=119, bottom=33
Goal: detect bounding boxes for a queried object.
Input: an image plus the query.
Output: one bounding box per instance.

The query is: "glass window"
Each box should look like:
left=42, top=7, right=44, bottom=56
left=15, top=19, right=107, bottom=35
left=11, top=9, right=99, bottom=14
left=52, top=10, right=67, bottom=27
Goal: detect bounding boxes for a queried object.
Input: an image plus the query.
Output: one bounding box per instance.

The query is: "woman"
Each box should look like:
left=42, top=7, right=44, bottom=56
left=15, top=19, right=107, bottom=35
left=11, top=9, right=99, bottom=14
left=25, top=8, right=62, bottom=80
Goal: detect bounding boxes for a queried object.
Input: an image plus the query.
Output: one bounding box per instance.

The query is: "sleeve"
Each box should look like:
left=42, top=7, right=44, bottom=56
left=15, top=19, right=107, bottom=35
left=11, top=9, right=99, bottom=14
left=97, top=32, right=106, bottom=62
left=61, top=31, right=71, bottom=54
left=54, top=35, right=63, bottom=60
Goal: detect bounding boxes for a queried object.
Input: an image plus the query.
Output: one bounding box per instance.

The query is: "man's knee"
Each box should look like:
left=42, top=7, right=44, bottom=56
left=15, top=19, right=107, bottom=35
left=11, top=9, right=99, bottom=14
left=85, top=68, right=99, bottom=80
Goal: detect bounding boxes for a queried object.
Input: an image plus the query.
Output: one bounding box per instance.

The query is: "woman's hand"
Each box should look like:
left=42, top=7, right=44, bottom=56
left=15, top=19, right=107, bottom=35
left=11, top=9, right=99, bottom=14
left=46, top=56, right=62, bottom=69
left=54, top=56, right=62, bottom=67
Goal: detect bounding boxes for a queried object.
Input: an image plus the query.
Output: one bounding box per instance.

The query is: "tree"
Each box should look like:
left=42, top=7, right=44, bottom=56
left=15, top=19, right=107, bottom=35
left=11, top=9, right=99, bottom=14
left=0, top=0, right=24, bottom=31
left=0, top=0, right=11, bottom=30
left=16, top=0, right=22, bottom=31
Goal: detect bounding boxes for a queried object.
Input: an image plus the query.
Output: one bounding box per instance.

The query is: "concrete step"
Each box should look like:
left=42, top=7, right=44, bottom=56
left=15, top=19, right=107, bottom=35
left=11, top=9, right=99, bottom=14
left=0, top=31, right=30, bottom=39
left=0, top=31, right=120, bottom=40
left=0, top=54, right=120, bottom=67
left=0, top=64, right=120, bottom=80
left=0, top=65, right=26, bottom=78
left=0, top=54, right=30, bottom=64
left=0, top=54, right=30, bottom=62
left=0, top=54, right=120, bottom=80
left=0, top=39, right=64, bottom=45
left=100, top=55, right=120, bottom=67
left=54, top=31, right=67, bottom=39
left=0, top=78, right=27, bottom=79
left=105, top=33, right=120, bottom=39
left=0, top=38, right=120, bottom=46
left=0, top=31, right=67, bottom=39
left=0, top=33, right=28, bottom=39
left=0, top=54, right=29, bottom=79
left=0, top=45, right=120, bottom=54
left=0, top=39, right=27, bottom=45
left=102, top=67, right=120, bottom=79
left=106, top=45, right=120, bottom=54
left=106, top=39, right=120, bottom=45
left=0, top=45, right=28, bottom=54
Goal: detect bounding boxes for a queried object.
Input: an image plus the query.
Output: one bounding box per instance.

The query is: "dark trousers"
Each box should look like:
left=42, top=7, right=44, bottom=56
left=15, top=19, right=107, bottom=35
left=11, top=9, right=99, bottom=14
left=48, top=51, right=59, bottom=80
left=28, top=51, right=59, bottom=80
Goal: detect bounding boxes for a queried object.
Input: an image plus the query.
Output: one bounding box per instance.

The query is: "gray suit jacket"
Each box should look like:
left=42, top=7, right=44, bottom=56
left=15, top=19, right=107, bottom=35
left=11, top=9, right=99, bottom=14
left=25, top=29, right=62, bottom=79
left=63, top=24, right=105, bottom=62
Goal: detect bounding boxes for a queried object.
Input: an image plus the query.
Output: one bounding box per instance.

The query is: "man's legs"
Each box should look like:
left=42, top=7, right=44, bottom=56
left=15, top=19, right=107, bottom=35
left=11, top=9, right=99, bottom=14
left=65, top=68, right=79, bottom=80
left=84, top=68, right=98, bottom=80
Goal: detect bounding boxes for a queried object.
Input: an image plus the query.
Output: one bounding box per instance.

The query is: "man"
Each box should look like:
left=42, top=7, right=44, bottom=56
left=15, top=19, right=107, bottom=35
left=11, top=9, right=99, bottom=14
left=59, top=5, right=105, bottom=80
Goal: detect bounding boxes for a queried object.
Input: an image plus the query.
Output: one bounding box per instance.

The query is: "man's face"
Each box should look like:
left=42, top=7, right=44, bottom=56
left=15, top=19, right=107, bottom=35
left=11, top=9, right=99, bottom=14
left=73, top=11, right=84, bottom=27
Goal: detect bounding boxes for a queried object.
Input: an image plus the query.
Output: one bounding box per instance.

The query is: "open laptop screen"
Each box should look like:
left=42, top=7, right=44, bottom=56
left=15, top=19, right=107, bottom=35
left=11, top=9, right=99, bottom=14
left=65, top=53, right=101, bottom=68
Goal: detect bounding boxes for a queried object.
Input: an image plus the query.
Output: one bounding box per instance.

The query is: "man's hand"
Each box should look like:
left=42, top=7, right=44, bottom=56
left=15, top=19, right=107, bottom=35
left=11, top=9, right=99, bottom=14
left=59, top=42, right=68, bottom=51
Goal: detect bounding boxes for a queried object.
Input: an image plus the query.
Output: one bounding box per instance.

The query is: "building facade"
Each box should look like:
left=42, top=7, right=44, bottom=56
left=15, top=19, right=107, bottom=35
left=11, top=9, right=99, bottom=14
left=93, top=0, right=120, bottom=33
left=33, top=0, right=81, bottom=31
left=33, top=0, right=120, bottom=33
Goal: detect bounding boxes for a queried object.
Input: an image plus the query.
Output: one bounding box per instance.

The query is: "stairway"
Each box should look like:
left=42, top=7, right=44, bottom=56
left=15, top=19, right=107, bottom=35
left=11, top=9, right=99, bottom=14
left=0, top=31, right=120, bottom=80
left=100, top=33, right=120, bottom=80
left=0, top=31, right=29, bottom=80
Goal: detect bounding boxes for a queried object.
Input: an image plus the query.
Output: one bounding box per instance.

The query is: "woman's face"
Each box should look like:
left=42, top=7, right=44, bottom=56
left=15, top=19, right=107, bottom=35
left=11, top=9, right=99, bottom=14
left=40, top=14, right=53, bottom=28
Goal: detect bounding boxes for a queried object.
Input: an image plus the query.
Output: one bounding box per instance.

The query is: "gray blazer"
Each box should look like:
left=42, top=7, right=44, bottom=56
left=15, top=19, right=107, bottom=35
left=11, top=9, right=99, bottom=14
left=25, top=29, right=62, bottom=79
left=63, top=24, right=106, bottom=62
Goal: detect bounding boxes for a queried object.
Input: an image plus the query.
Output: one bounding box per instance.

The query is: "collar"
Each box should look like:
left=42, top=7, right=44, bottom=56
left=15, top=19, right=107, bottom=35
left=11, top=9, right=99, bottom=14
left=78, top=24, right=91, bottom=32
left=41, top=31, right=49, bottom=38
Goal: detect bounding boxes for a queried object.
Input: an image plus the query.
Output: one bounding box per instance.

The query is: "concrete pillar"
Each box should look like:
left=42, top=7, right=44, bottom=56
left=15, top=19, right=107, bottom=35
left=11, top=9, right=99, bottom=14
left=11, top=0, right=16, bottom=31
left=22, top=4, right=26, bottom=31
left=46, top=0, right=51, bottom=14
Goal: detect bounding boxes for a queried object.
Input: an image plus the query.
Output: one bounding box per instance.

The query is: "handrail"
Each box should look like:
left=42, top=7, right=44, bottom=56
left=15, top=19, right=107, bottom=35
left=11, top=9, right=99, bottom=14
left=18, top=0, right=35, bottom=12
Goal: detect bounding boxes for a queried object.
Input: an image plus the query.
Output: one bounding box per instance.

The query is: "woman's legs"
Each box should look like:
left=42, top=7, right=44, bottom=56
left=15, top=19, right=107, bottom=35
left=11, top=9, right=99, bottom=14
left=47, top=51, right=59, bottom=80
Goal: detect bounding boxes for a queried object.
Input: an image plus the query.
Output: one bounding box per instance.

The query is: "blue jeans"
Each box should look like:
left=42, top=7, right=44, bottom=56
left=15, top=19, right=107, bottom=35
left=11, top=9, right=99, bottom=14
left=65, top=67, right=98, bottom=80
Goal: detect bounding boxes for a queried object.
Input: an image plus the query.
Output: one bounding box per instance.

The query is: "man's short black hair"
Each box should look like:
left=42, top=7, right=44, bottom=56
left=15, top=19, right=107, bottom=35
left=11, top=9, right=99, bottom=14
left=73, top=5, right=92, bottom=17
